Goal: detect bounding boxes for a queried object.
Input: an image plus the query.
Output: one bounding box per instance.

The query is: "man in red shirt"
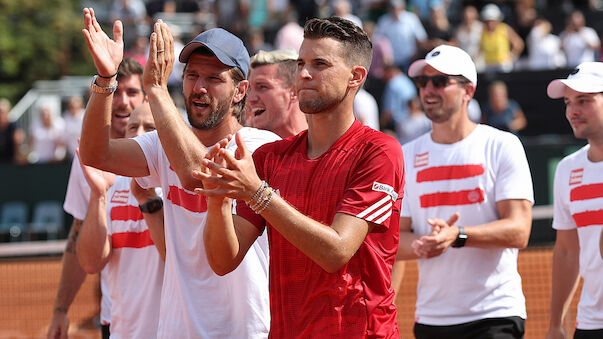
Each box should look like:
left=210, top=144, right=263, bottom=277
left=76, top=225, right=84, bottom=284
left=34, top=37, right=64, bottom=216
left=196, top=17, right=404, bottom=338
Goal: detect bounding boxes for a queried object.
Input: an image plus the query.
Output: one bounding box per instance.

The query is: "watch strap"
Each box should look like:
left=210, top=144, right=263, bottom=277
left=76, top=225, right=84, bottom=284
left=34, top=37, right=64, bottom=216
left=452, top=226, right=467, bottom=248
left=90, top=75, right=118, bottom=94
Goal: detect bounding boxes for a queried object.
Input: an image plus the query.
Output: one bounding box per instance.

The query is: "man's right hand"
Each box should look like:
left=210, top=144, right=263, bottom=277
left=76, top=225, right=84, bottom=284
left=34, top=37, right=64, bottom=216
left=47, top=309, right=69, bottom=339
left=82, top=7, right=123, bottom=78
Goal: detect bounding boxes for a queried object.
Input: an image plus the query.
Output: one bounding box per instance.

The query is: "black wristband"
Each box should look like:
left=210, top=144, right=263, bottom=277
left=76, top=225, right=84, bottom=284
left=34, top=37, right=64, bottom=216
left=139, top=197, right=163, bottom=214
left=452, top=226, right=468, bottom=248
left=97, top=71, right=118, bottom=79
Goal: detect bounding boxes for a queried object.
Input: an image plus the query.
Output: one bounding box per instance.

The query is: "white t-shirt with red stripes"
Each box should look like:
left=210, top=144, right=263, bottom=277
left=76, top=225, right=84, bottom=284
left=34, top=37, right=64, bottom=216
left=134, top=127, right=279, bottom=339
left=105, top=175, right=164, bottom=338
left=553, top=144, right=603, bottom=330
left=63, top=155, right=111, bottom=325
left=401, top=124, right=534, bottom=326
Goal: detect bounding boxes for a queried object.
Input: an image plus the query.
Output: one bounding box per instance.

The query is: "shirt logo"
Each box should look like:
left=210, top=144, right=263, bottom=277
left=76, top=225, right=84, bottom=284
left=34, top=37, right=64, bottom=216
left=372, top=181, right=398, bottom=201
left=569, top=168, right=583, bottom=185
left=110, top=190, right=129, bottom=204
left=414, top=152, right=429, bottom=168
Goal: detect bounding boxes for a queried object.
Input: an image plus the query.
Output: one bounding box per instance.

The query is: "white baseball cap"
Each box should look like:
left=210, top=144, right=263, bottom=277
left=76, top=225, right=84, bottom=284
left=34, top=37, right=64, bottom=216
left=408, top=44, right=477, bottom=86
left=547, top=62, right=603, bottom=98
left=481, top=4, right=503, bottom=21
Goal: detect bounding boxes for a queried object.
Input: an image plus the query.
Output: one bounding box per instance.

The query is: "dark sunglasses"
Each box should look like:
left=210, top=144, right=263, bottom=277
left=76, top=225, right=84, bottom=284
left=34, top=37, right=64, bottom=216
left=412, top=75, right=469, bottom=88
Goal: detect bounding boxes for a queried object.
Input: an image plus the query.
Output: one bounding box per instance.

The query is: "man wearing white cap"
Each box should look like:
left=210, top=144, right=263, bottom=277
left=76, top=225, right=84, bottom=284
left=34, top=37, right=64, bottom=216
left=546, top=62, right=603, bottom=339
left=394, top=44, right=533, bottom=338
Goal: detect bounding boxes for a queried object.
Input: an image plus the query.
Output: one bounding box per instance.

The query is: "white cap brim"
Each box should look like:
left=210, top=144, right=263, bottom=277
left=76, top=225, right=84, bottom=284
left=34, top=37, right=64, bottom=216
left=547, top=79, right=603, bottom=98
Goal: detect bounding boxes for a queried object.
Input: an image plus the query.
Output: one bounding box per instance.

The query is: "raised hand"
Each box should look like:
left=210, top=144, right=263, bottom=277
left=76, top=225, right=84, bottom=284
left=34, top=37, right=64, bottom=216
left=193, top=132, right=261, bottom=201
left=82, top=8, right=123, bottom=77
left=76, top=149, right=115, bottom=196
left=143, top=19, right=175, bottom=92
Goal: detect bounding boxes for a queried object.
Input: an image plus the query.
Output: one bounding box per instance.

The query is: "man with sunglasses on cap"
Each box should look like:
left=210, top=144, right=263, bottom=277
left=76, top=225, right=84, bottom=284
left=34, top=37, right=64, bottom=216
left=77, top=8, right=278, bottom=338
left=394, top=44, right=533, bottom=338
left=546, top=62, right=603, bottom=339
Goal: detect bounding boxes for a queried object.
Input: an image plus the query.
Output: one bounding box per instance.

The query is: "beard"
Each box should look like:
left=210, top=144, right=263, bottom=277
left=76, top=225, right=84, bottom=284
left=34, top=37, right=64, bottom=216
left=185, top=92, right=233, bottom=130
left=422, top=95, right=460, bottom=124
left=298, top=93, right=341, bottom=114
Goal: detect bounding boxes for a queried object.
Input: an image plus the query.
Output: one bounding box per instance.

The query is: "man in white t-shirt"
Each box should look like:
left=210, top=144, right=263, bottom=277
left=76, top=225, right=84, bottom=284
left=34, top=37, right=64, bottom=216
left=77, top=8, right=277, bottom=338
left=47, top=57, right=145, bottom=339
left=560, top=11, right=601, bottom=68
left=545, top=62, right=603, bottom=339
left=76, top=102, right=165, bottom=339
left=394, top=45, right=533, bottom=339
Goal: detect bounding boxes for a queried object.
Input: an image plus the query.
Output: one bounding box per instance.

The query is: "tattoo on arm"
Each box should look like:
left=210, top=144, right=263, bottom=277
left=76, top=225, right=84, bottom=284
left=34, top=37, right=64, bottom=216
left=65, top=219, right=83, bottom=254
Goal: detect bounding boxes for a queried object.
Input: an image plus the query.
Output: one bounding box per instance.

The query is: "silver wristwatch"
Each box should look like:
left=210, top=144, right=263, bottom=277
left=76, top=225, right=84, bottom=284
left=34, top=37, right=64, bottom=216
left=90, top=75, right=118, bottom=94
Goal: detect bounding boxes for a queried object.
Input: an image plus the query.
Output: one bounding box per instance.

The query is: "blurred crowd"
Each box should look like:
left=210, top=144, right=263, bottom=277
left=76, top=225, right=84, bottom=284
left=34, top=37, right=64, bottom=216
left=1, top=0, right=602, bottom=165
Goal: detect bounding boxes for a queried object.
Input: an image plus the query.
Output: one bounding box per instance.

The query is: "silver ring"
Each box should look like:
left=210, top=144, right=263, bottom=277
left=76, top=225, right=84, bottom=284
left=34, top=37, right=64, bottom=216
left=157, top=49, right=165, bottom=53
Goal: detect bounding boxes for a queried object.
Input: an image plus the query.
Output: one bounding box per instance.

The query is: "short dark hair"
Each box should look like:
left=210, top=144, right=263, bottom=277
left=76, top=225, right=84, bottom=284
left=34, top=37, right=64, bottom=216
left=117, top=57, right=144, bottom=82
left=184, top=47, right=247, bottom=124
left=303, top=17, right=372, bottom=70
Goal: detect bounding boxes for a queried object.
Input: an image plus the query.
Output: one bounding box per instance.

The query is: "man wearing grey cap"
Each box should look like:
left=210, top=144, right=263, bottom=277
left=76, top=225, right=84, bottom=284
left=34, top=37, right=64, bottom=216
left=546, top=62, right=603, bottom=339
left=394, top=44, right=533, bottom=338
left=77, top=8, right=278, bottom=338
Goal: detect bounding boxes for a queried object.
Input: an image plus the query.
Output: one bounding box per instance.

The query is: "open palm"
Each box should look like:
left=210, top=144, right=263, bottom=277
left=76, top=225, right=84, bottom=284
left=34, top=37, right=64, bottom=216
left=82, top=7, right=123, bottom=77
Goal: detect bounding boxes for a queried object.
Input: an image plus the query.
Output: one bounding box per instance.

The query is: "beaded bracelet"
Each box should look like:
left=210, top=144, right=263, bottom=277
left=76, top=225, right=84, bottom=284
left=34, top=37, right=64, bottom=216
left=248, top=181, right=267, bottom=205
left=255, top=188, right=273, bottom=214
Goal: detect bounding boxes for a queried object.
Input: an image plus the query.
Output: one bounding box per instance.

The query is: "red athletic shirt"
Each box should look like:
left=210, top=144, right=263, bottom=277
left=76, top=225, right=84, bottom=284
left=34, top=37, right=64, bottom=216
left=237, top=119, right=404, bottom=338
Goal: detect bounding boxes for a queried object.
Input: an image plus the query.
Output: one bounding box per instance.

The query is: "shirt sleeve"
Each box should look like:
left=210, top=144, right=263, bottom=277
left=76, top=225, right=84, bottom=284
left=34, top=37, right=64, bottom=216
left=494, top=133, right=534, bottom=203
left=552, top=158, right=576, bottom=230
left=133, top=131, right=162, bottom=189
left=337, top=137, right=405, bottom=230
left=63, top=156, right=90, bottom=220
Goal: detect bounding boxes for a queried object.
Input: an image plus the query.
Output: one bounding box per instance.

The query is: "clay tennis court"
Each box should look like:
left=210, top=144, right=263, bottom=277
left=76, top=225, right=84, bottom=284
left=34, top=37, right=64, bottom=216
left=0, top=245, right=581, bottom=338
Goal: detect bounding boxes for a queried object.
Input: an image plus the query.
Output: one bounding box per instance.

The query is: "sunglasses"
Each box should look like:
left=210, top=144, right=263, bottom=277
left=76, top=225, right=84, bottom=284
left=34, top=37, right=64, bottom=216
left=412, top=75, right=469, bottom=88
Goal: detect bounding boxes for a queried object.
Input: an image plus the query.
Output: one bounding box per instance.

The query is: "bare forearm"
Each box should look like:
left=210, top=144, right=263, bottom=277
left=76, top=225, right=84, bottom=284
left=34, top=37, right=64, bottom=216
left=464, top=218, right=530, bottom=248
left=397, top=231, right=422, bottom=260
left=54, top=219, right=87, bottom=311
left=204, top=199, right=241, bottom=275
left=80, top=81, right=114, bottom=167
left=76, top=193, right=111, bottom=274
left=147, top=87, right=207, bottom=190
left=549, top=245, right=580, bottom=327
left=144, top=210, right=166, bottom=261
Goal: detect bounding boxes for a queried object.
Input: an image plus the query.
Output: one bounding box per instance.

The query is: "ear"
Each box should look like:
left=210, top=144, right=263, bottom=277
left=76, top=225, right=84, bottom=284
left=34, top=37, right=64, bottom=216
left=463, top=82, right=476, bottom=101
left=232, top=80, right=249, bottom=104
left=288, top=86, right=298, bottom=102
left=349, top=66, right=368, bottom=90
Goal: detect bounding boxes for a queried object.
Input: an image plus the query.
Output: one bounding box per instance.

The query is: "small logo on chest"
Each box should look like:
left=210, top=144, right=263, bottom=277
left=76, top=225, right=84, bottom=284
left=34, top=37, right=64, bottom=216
left=414, top=152, right=429, bottom=168
left=110, top=190, right=130, bottom=204
left=569, top=168, right=583, bottom=186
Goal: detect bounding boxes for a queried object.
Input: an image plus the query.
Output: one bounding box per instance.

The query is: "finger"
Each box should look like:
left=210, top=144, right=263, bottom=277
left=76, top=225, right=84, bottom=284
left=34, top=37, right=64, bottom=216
left=447, top=212, right=460, bottom=226
left=91, top=8, right=102, bottom=33
left=113, top=20, right=123, bottom=46
left=148, top=32, right=157, bottom=65
left=155, top=21, right=164, bottom=55
left=161, top=22, right=173, bottom=57
left=192, top=169, right=212, bottom=181
left=234, top=132, right=250, bottom=160
left=194, top=187, right=230, bottom=197
left=202, top=158, right=230, bottom=177
left=205, top=144, right=222, bottom=161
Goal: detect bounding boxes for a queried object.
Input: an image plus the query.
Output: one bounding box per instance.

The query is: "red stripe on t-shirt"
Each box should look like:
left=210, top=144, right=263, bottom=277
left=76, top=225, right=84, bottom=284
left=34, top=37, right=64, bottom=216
left=570, top=183, right=603, bottom=201
left=417, top=164, right=484, bottom=183
left=111, top=230, right=154, bottom=248
left=110, top=205, right=144, bottom=222
left=572, top=209, right=603, bottom=228
left=167, top=185, right=207, bottom=213
left=420, top=188, right=485, bottom=207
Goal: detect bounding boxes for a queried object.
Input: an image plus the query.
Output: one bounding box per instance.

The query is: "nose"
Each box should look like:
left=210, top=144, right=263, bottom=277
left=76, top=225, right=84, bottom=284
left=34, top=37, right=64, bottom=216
left=134, top=126, right=145, bottom=137
left=113, top=90, right=128, bottom=108
left=298, top=67, right=311, bottom=80
left=193, top=78, right=208, bottom=94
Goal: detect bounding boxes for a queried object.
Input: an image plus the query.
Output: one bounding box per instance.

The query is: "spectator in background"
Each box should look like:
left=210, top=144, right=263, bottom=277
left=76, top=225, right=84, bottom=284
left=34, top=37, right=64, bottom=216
left=274, top=11, right=304, bottom=52
left=381, top=63, right=417, bottom=137
left=480, top=3, right=524, bottom=73
left=482, top=81, right=527, bottom=134
left=408, top=0, right=443, bottom=23
left=0, top=98, right=25, bottom=164
left=527, top=18, right=566, bottom=70
left=363, top=20, right=394, bottom=112
left=560, top=10, right=600, bottom=68
left=248, top=28, right=274, bottom=56
left=424, top=6, right=455, bottom=50
left=110, top=0, right=147, bottom=49
left=62, top=95, right=85, bottom=160
left=397, top=96, right=431, bottom=144
left=353, top=87, right=380, bottom=130
left=376, top=0, right=428, bottom=72
left=453, top=6, right=484, bottom=71
left=124, top=36, right=149, bottom=67
left=29, top=105, right=65, bottom=163
left=333, top=0, right=363, bottom=28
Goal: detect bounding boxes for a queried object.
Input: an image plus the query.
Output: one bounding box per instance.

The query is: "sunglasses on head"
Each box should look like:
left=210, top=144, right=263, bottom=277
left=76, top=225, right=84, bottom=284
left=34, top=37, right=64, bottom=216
left=412, top=75, right=469, bottom=88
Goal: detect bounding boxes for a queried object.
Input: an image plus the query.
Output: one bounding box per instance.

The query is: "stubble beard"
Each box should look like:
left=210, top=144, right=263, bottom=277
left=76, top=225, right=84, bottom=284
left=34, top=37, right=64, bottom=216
left=186, top=93, right=232, bottom=130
